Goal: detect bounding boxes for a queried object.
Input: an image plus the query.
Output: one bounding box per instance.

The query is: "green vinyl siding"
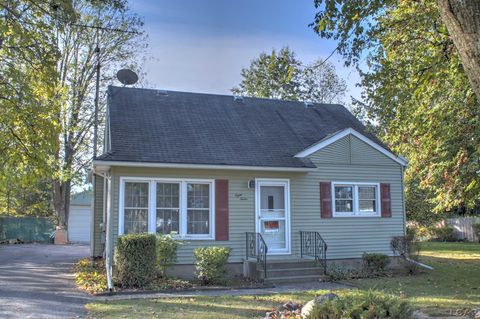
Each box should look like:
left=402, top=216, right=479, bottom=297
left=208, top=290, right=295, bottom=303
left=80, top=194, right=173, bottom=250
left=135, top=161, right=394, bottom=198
left=350, top=135, right=396, bottom=166
left=108, top=167, right=295, bottom=264
left=98, top=133, right=405, bottom=264
left=313, top=134, right=351, bottom=164
left=92, top=175, right=104, bottom=257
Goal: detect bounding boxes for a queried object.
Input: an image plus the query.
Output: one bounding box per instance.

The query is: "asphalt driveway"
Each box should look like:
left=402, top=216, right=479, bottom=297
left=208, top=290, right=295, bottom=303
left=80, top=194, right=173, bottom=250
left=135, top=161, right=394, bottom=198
left=0, top=244, right=91, bottom=318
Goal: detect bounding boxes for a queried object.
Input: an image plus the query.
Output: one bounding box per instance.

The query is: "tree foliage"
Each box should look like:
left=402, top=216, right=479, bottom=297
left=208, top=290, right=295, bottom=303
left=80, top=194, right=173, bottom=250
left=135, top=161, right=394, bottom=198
left=0, top=0, right=146, bottom=222
left=301, top=60, right=347, bottom=104
left=52, top=0, right=146, bottom=226
left=0, top=0, right=72, bottom=216
left=312, top=0, right=480, bottom=214
left=232, top=47, right=347, bottom=104
left=232, top=47, right=302, bottom=100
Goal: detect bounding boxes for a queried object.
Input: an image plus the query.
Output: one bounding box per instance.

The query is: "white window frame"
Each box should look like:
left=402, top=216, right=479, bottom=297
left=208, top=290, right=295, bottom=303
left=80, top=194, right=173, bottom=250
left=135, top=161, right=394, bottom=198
left=332, top=182, right=380, bottom=217
left=119, top=177, right=215, bottom=240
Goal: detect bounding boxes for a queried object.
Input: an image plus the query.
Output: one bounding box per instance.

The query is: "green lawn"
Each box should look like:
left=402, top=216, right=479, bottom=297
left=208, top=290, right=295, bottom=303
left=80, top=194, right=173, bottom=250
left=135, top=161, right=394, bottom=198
left=86, top=292, right=327, bottom=319
left=86, top=242, right=480, bottom=319
left=353, top=242, right=480, bottom=316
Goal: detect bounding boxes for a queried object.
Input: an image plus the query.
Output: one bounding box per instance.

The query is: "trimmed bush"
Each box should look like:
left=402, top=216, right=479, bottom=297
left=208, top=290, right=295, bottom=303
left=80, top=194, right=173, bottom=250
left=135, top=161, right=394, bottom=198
left=156, top=234, right=181, bottom=277
left=390, top=235, right=421, bottom=274
left=430, top=225, right=455, bottom=242
left=306, top=290, right=413, bottom=319
left=362, top=252, right=390, bottom=274
left=194, top=246, right=231, bottom=285
left=114, top=233, right=156, bottom=288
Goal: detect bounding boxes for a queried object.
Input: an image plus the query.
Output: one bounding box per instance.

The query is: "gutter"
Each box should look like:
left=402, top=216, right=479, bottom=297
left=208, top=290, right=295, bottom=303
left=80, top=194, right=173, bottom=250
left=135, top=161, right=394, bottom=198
left=92, top=160, right=316, bottom=172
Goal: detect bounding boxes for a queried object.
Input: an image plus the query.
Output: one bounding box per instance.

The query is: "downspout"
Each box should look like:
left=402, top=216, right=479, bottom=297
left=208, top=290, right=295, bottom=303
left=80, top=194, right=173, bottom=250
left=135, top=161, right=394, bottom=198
left=105, top=174, right=113, bottom=291
left=90, top=172, right=96, bottom=257
left=93, top=170, right=113, bottom=291
left=401, top=165, right=406, bottom=237
left=406, top=257, right=434, bottom=270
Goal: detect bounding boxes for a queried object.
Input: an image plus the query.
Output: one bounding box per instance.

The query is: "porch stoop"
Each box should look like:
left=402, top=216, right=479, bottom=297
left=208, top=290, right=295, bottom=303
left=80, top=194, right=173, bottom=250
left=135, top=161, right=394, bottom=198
left=256, top=260, right=328, bottom=284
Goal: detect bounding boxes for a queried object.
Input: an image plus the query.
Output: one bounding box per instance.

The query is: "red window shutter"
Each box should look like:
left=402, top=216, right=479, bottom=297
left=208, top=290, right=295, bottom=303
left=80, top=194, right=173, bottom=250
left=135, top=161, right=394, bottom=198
left=320, top=182, right=332, bottom=218
left=215, top=179, right=229, bottom=240
left=380, top=183, right=392, bottom=218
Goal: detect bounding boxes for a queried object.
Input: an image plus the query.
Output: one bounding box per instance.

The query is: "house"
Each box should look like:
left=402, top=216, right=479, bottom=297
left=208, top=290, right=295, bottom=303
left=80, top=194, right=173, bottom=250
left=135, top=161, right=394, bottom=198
left=92, top=86, right=407, bottom=283
left=68, top=190, right=92, bottom=244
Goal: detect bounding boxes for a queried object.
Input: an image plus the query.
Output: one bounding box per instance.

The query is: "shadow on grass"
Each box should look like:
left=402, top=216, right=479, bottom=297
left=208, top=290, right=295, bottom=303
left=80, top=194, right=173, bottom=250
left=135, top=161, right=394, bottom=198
left=86, top=292, right=329, bottom=319
left=88, top=297, right=275, bottom=319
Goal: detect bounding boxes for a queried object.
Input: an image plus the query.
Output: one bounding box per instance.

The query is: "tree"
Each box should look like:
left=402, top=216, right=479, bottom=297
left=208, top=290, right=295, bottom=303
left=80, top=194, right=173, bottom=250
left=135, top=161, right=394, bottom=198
left=232, top=47, right=302, bottom=100
left=314, top=1, right=480, bottom=213
left=232, top=47, right=347, bottom=104
left=52, top=0, right=146, bottom=227
left=311, top=0, right=480, bottom=102
left=0, top=1, right=73, bottom=217
left=437, top=0, right=480, bottom=101
left=301, top=60, right=347, bottom=104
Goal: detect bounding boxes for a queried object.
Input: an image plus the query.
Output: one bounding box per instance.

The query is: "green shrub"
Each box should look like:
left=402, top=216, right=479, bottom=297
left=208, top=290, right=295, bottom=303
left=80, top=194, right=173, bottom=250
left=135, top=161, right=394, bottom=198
left=473, top=222, right=480, bottom=243
left=194, top=246, right=231, bottom=285
left=430, top=225, right=455, bottom=242
left=307, top=290, right=413, bottom=319
left=327, top=263, right=360, bottom=281
left=156, top=234, right=181, bottom=277
left=415, top=225, right=432, bottom=241
left=114, top=233, right=157, bottom=288
left=407, top=225, right=432, bottom=241
left=362, top=253, right=390, bottom=274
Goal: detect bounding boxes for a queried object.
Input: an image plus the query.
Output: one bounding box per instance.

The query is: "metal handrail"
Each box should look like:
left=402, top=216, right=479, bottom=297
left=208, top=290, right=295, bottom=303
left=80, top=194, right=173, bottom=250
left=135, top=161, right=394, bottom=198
left=245, top=232, right=268, bottom=278
left=300, top=231, right=328, bottom=274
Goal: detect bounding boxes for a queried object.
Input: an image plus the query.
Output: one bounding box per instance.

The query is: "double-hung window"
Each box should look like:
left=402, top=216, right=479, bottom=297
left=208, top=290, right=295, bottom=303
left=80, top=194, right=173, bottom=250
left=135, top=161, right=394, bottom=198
left=120, top=178, right=214, bottom=239
left=123, top=182, right=149, bottom=234
left=332, top=182, right=380, bottom=217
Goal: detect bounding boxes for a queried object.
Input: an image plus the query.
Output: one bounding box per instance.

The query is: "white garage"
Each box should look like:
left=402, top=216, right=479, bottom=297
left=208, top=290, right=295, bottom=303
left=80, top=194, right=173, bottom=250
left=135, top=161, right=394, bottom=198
left=68, top=190, right=92, bottom=243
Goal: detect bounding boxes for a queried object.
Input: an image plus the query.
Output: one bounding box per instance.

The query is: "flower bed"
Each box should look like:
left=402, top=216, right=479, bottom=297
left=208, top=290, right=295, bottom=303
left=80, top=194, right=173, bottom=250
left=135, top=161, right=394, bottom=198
left=73, top=258, right=267, bottom=295
left=74, top=258, right=108, bottom=294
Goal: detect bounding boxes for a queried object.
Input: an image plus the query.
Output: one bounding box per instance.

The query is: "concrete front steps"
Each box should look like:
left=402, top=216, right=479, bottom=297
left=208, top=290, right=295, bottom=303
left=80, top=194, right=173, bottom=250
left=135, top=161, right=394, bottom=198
left=257, top=260, right=327, bottom=284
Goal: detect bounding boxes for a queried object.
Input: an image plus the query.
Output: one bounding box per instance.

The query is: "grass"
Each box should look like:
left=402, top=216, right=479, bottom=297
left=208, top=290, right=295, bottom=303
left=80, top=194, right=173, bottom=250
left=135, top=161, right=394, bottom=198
left=86, top=291, right=325, bottom=319
left=353, top=242, right=480, bottom=316
left=86, top=242, right=480, bottom=318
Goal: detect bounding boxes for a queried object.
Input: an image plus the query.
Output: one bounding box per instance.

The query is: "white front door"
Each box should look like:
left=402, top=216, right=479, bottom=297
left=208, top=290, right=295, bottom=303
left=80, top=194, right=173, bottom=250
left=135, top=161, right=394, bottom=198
left=255, top=179, right=290, bottom=254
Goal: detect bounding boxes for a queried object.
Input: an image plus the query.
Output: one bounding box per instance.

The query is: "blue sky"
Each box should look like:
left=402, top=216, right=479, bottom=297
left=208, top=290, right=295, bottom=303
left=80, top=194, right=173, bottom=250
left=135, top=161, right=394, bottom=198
left=129, top=0, right=362, bottom=102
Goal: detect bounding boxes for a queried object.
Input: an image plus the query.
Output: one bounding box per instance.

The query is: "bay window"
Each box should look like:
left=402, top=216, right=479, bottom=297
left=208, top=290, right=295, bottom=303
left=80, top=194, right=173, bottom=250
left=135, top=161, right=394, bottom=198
left=119, top=178, right=214, bottom=239
left=332, top=182, right=380, bottom=217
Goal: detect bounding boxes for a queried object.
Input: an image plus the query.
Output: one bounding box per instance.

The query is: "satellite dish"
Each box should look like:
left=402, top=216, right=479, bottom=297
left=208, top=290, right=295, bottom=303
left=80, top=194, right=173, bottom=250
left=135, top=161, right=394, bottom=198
left=116, top=69, right=138, bottom=86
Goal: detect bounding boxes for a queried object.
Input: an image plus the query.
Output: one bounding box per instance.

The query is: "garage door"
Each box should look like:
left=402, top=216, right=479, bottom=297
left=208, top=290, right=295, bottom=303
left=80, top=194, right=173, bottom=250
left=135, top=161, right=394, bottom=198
left=68, top=205, right=91, bottom=243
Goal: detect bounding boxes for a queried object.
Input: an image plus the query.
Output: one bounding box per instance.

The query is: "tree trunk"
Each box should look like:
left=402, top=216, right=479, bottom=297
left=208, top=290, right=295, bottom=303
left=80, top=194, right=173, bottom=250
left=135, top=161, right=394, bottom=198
left=438, top=0, right=480, bottom=100
left=53, top=179, right=71, bottom=227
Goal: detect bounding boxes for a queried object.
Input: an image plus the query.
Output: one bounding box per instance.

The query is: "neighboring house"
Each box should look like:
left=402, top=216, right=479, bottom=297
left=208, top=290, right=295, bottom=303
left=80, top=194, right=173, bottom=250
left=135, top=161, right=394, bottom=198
left=92, top=86, right=407, bottom=283
left=68, top=190, right=92, bottom=244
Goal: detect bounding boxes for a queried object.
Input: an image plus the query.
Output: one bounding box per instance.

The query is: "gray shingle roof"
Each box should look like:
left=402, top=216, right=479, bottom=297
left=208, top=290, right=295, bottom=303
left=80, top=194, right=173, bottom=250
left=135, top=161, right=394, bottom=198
left=96, top=86, right=382, bottom=168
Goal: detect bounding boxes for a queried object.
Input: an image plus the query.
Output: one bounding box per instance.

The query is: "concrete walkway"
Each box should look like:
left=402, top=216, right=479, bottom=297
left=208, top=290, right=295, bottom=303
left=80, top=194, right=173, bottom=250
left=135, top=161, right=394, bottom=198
left=0, top=244, right=91, bottom=319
